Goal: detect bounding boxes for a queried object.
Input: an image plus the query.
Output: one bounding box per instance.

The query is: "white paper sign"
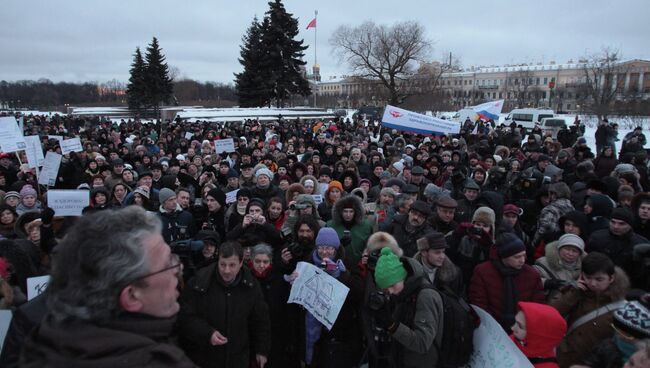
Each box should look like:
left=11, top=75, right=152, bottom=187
left=185, top=132, right=194, bottom=140
left=288, top=262, right=349, bottom=330
left=48, top=189, right=90, bottom=216
left=24, top=135, right=45, bottom=168
left=214, top=138, right=235, bottom=154
left=318, top=182, right=329, bottom=196
left=311, top=194, right=323, bottom=205
left=60, top=137, right=83, bottom=154
left=225, top=189, right=240, bottom=204
left=467, top=305, right=534, bottom=368
left=27, top=275, right=51, bottom=301
left=0, top=116, right=26, bottom=153
left=48, top=135, right=63, bottom=144
left=0, top=310, right=12, bottom=351
left=38, top=151, right=62, bottom=186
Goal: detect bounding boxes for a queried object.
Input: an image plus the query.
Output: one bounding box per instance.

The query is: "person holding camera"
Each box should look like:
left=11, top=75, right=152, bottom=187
left=365, top=246, right=443, bottom=368
left=280, top=194, right=326, bottom=240
left=226, top=198, right=282, bottom=250
left=278, top=215, right=321, bottom=275
left=446, top=206, right=496, bottom=283
left=326, top=194, right=374, bottom=265
left=157, top=188, right=196, bottom=244
left=386, top=200, right=434, bottom=257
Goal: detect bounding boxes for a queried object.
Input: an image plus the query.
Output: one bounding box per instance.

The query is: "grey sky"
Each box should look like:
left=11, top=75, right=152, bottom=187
left=2, top=0, right=648, bottom=85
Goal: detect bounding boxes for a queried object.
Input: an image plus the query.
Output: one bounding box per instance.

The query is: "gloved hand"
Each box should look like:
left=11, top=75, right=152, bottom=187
left=544, top=279, right=568, bottom=290
left=373, top=304, right=396, bottom=331
left=477, top=229, right=494, bottom=247
left=455, top=222, right=474, bottom=236
left=41, top=207, right=55, bottom=226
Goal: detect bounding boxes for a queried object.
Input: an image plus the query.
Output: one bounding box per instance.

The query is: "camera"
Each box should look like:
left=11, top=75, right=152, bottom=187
left=470, top=227, right=483, bottom=236
left=169, top=239, right=204, bottom=256
left=290, top=203, right=309, bottom=211
left=287, top=243, right=306, bottom=259
left=368, top=291, right=388, bottom=312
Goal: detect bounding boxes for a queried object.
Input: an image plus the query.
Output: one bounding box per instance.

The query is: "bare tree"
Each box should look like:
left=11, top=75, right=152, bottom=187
left=330, top=21, right=432, bottom=105
left=579, top=47, right=629, bottom=120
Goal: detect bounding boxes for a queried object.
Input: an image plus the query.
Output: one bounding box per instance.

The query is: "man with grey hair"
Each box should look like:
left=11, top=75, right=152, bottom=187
left=20, top=206, right=196, bottom=367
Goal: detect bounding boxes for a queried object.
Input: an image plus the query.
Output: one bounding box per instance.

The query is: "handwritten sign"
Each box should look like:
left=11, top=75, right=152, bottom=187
left=226, top=189, right=240, bottom=204
left=467, top=305, right=533, bottom=368
left=288, top=262, right=349, bottom=330
left=60, top=137, right=83, bottom=154
left=0, top=310, right=11, bottom=351
left=184, top=132, right=194, bottom=140
left=27, top=275, right=51, bottom=301
left=48, top=189, right=90, bottom=216
left=215, top=138, right=235, bottom=154
left=0, top=116, right=26, bottom=153
left=38, top=151, right=62, bottom=186
left=311, top=194, right=323, bottom=205
left=24, top=135, right=45, bottom=168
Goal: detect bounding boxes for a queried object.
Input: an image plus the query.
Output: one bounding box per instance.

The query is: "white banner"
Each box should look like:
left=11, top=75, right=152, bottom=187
left=60, top=137, right=83, bottom=154
left=467, top=305, right=534, bottom=368
left=38, top=151, right=62, bottom=186
left=382, top=105, right=460, bottom=135
left=0, top=116, right=27, bottom=153
left=288, top=262, right=349, bottom=330
left=214, top=138, right=235, bottom=154
left=24, top=135, right=45, bottom=168
left=27, top=275, right=50, bottom=301
left=225, top=189, right=240, bottom=204
left=0, top=310, right=11, bottom=351
left=48, top=189, right=90, bottom=216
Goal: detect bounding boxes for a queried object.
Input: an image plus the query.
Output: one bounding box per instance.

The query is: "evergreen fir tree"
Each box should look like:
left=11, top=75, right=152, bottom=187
left=263, top=0, right=311, bottom=107
left=235, top=17, right=273, bottom=107
left=126, top=47, right=146, bottom=112
left=143, top=37, right=174, bottom=115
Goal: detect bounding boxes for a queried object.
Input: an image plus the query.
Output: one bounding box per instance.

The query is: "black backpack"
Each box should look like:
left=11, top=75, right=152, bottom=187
left=428, top=284, right=479, bottom=368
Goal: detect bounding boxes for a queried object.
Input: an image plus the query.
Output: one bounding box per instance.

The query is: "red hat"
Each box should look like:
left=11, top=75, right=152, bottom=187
left=503, top=204, right=522, bottom=216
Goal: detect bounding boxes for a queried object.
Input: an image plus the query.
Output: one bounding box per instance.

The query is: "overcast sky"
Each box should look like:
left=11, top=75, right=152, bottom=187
left=2, top=0, right=649, bottom=85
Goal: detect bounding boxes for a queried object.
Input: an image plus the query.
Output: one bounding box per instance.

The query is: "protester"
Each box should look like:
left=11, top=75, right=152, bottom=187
left=510, top=302, right=567, bottom=368
left=19, top=206, right=196, bottom=367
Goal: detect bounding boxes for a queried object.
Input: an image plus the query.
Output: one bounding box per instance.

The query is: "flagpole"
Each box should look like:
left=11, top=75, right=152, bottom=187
left=314, top=10, right=318, bottom=65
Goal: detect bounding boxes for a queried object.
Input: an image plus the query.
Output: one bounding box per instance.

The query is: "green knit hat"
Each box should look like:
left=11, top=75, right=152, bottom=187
left=374, top=247, right=408, bottom=289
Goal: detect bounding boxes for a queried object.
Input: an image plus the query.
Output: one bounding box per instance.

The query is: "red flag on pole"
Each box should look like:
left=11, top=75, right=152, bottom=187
left=306, top=18, right=316, bottom=29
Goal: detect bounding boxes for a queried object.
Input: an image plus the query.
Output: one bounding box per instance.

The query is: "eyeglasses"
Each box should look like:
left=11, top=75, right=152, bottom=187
left=131, top=257, right=181, bottom=284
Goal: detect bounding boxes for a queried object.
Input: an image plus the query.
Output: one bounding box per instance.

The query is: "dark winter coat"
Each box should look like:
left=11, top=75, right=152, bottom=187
left=593, top=154, right=618, bottom=179
left=226, top=222, right=283, bottom=250
left=178, top=263, right=271, bottom=368
left=588, top=228, right=648, bottom=287
left=326, top=195, right=374, bottom=264
left=585, top=194, right=614, bottom=236
left=548, top=267, right=629, bottom=367
left=20, top=313, right=197, bottom=368
left=469, top=261, right=545, bottom=331
left=251, top=184, right=283, bottom=207
left=386, top=214, right=433, bottom=258
left=157, top=204, right=196, bottom=244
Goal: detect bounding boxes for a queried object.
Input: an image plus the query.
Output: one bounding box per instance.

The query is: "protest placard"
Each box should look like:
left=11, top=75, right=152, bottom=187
left=185, top=132, right=194, bottom=140
left=38, top=151, right=62, bottom=186
left=214, top=138, right=235, bottom=154
left=27, top=275, right=51, bottom=301
left=225, top=189, right=240, bottom=204
left=288, top=262, right=349, bottom=330
left=467, top=305, right=533, bottom=368
left=60, top=137, right=83, bottom=154
left=48, top=189, right=90, bottom=216
left=0, top=310, right=11, bottom=351
left=382, top=105, right=460, bottom=135
left=311, top=194, right=323, bottom=205
left=0, top=116, right=27, bottom=153
left=24, top=135, right=45, bottom=168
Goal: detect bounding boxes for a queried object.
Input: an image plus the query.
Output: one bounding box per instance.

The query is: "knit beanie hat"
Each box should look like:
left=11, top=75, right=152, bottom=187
left=19, top=185, right=37, bottom=198
left=496, top=233, right=526, bottom=259
left=557, top=234, right=586, bottom=254
left=207, top=187, right=226, bottom=208
left=256, top=168, right=273, bottom=180
left=416, top=231, right=448, bottom=251
left=613, top=300, right=650, bottom=339
left=315, top=228, right=340, bottom=249
left=374, top=247, right=408, bottom=289
left=158, top=188, right=176, bottom=205
left=4, top=191, right=20, bottom=201
left=610, top=207, right=634, bottom=226
left=327, top=180, right=343, bottom=193
left=380, top=187, right=396, bottom=198
left=246, top=198, right=266, bottom=213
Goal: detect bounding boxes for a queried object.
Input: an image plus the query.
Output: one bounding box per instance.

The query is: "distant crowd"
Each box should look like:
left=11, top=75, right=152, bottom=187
left=0, top=112, right=648, bottom=368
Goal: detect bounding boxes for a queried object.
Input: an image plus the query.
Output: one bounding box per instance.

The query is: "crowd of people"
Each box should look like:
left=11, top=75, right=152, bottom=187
left=0, top=112, right=648, bottom=368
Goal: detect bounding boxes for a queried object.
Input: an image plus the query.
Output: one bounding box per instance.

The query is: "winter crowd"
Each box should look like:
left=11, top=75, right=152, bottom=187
left=0, top=112, right=648, bottom=368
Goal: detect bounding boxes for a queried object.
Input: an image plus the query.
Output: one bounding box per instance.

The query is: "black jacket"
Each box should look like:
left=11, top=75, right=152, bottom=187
left=178, top=262, right=271, bottom=368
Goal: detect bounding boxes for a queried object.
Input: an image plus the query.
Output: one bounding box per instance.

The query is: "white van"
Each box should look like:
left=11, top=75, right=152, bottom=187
left=540, top=117, right=571, bottom=138
left=504, top=108, right=555, bottom=131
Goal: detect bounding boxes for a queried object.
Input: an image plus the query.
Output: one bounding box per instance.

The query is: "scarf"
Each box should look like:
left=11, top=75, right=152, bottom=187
left=491, top=260, right=521, bottom=332
left=236, top=203, right=247, bottom=216
left=248, top=262, right=273, bottom=279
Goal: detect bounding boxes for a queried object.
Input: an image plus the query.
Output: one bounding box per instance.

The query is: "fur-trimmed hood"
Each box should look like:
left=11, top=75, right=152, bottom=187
left=366, top=231, right=402, bottom=256
left=542, top=240, right=584, bottom=274
left=332, top=194, right=365, bottom=226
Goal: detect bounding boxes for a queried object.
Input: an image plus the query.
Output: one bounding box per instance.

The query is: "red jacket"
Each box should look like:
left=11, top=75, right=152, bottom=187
left=511, top=302, right=567, bottom=368
left=469, top=261, right=545, bottom=330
